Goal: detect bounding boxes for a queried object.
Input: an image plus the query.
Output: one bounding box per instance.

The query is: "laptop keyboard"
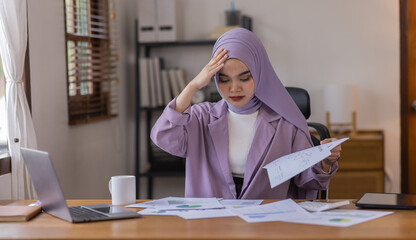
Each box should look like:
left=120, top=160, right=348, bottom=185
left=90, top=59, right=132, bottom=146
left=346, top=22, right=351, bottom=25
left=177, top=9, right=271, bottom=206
left=69, top=206, right=108, bottom=221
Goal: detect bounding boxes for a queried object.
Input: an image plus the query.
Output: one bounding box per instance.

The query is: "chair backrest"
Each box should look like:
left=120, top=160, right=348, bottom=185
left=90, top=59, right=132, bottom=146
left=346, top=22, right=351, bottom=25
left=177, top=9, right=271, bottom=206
left=285, top=86, right=330, bottom=200
left=285, top=87, right=311, bottom=120
left=285, top=86, right=331, bottom=144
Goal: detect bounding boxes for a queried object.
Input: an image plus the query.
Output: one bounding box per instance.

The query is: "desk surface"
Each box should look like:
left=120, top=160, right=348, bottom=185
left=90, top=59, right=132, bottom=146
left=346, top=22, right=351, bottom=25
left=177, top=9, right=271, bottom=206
left=0, top=199, right=415, bottom=240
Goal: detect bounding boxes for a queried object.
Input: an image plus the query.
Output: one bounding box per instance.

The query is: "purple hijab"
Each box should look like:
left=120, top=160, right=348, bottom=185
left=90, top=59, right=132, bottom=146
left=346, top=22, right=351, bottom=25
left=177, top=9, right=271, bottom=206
left=212, top=28, right=311, bottom=142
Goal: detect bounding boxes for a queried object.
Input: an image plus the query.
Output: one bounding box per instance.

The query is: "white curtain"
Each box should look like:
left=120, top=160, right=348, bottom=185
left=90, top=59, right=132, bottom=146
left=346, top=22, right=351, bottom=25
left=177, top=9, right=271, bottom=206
left=0, top=0, right=37, bottom=199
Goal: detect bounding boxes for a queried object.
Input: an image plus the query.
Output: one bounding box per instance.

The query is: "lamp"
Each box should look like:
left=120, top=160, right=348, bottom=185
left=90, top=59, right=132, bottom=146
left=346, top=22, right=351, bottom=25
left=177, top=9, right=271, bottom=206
left=324, top=84, right=358, bottom=136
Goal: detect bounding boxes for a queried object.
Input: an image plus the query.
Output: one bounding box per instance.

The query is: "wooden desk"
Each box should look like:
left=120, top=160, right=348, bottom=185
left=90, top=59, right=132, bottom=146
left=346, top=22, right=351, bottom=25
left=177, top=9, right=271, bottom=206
left=0, top=199, right=414, bottom=239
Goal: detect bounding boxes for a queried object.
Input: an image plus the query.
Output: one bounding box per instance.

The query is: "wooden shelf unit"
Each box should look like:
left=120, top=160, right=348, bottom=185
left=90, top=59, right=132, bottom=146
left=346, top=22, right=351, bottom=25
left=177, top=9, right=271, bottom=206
left=328, top=130, right=385, bottom=199
left=135, top=20, right=216, bottom=198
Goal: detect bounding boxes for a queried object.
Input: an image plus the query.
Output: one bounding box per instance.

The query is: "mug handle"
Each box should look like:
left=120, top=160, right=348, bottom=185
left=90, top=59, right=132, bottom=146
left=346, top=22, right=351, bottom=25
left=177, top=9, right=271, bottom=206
left=108, top=179, right=112, bottom=194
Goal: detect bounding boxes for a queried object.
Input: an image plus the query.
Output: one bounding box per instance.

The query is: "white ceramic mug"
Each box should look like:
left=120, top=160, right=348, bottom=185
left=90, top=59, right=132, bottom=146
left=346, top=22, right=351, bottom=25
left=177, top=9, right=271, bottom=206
left=108, top=175, right=136, bottom=205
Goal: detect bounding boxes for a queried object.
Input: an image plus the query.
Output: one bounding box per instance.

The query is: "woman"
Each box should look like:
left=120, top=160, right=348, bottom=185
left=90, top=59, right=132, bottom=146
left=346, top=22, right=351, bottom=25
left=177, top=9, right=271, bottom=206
left=151, top=28, right=341, bottom=199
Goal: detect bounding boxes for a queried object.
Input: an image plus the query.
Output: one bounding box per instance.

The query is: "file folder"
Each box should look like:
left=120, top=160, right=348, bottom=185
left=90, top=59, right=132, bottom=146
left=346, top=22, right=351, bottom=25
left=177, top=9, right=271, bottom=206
left=137, top=0, right=157, bottom=42
left=156, top=0, right=179, bottom=42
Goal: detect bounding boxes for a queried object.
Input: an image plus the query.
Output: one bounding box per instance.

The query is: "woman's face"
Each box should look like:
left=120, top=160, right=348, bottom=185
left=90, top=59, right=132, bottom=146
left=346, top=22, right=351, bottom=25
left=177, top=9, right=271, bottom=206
left=218, top=58, right=255, bottom=108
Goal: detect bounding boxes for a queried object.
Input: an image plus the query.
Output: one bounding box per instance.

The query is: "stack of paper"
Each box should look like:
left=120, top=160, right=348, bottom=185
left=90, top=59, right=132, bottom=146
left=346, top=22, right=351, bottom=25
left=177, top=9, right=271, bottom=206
left=127, top=197, right=262, bottom=220
left=125, top=138, right=394, bottom=226
left=127, top=197, right=393, bottom=227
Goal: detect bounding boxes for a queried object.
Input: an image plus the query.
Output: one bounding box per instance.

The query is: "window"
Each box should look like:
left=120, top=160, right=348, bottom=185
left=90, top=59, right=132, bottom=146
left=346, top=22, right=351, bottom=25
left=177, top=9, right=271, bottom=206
left=64, top=0, right=119, bottom=125
left=0, top=56, right=7, bottom=154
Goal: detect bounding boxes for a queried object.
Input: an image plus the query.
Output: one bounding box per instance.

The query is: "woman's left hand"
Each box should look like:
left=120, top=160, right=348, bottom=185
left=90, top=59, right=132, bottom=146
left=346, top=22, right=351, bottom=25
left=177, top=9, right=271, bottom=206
left=320, top=138, right=342, bottom=172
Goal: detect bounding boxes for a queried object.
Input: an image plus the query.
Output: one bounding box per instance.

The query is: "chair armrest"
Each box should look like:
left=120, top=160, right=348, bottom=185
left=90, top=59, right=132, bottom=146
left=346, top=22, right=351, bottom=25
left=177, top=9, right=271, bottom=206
left=308, top=122, right=331, bottom=141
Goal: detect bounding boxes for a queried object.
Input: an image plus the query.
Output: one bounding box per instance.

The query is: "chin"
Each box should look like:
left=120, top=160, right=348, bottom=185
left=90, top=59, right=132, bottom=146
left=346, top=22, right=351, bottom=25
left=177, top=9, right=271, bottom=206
left=229, top=101, right=249, bottom=108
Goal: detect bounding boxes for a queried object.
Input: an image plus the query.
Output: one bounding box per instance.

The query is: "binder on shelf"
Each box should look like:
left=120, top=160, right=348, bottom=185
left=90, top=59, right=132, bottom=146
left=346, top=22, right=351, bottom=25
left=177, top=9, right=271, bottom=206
left=139, top=58, right=150, bottom=107
left=161, top=69, right=172, bottom=105
left=175, top=68, right=187, bottom=91
left=156, top=0, right=179, bottom=42
left=147, top=58, right=158, bottom=107
left=168, top=69, right=181, bottom=98
left=152, top=57, right=164, bottom=107
left=137, top=0, right=157, bottom=42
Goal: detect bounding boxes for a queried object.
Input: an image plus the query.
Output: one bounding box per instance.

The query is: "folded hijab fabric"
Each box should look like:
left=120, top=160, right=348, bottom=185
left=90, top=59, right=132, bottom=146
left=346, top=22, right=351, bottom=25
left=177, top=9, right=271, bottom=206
left=212, top=28, right=311, bottom=143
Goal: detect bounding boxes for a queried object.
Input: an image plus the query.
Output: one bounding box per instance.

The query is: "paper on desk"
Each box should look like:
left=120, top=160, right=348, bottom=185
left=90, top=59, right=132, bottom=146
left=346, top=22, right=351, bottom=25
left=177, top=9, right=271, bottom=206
left=219, top=199, right=263, bottom=209
left=283, top=209, right=393, bottom=227
left=138, top=207, right=236, bottom=219
left=138, top=208, right=184, bottom=215
left=131, top=197, right=224, bottom=211
left=126, top=198, right=173, bottom=208
left=264, top=138, right=349, bottom=188
left=127, top=197, right=223, bottom=210
left=177, top=209, right=236, bottom=219
left=137, top=199, right=262, bottom=219
left=228, top=199, right=315, bottom=223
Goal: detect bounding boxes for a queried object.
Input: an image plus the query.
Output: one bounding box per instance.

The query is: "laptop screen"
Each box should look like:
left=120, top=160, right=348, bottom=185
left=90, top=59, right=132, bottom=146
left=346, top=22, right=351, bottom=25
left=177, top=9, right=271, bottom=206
left=21, top=148, right=73, bottom=222
left=356, top=193, right=416, bottom=209
left=21, top=147, right=141, bottom=223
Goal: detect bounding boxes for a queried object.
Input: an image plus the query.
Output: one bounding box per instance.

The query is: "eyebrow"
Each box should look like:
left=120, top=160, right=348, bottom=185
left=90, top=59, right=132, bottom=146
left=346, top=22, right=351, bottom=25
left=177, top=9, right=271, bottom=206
left=219, top=70, right=251, bottom=77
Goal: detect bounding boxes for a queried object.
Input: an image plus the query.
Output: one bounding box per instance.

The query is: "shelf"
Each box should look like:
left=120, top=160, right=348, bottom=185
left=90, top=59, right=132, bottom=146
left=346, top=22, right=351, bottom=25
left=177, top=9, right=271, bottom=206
left=139, top=106, right=165, bottom=111
left=135, top=19, right=217, bottom=199
left=329, top=130, right=384, bottom=199
left=138, top=171, right=185, bottom=178
left=138, top=40, right=216, bottom=48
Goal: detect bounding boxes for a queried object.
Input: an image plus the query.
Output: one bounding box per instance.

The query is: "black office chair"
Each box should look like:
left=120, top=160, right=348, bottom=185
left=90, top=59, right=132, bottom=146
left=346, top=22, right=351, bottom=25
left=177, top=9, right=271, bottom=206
left=286, top=87, right=331, bottom=199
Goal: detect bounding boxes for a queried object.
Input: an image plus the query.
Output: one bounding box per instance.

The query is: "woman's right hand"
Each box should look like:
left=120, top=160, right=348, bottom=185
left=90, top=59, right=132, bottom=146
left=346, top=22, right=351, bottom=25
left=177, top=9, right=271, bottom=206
left=189, top=48, right=228, bottom=90
left=175, top=48, right=227, bottom=113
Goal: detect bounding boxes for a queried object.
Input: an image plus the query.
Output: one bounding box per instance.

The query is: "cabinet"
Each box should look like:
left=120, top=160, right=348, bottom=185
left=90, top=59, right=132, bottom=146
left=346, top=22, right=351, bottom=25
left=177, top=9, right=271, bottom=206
left=328, top=130, right=384, bottom=199
left=134, top=20, right=216, bottom=198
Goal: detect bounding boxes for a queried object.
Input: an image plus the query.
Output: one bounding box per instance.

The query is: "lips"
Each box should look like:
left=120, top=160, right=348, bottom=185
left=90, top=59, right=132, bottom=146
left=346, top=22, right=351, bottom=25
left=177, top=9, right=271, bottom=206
left=230, top=96, right=244, bottom=101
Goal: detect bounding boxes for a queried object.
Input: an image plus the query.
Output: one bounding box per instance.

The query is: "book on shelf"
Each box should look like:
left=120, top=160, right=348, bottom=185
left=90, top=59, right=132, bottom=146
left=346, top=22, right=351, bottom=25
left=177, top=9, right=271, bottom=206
left=152, top=57, right=164, bottom=107
left=168, top=68, right=181, bottom=99
left=0, top=205, right=42, bottom=222
left=175, top=68, right=187, bottom=91
left=148, top=58, right=158, bottom=107
left=139, top=57, right=190, bottom=107
left=160, top=69, right=173, bottom=105
left=139, top=58, right=151, bottom=107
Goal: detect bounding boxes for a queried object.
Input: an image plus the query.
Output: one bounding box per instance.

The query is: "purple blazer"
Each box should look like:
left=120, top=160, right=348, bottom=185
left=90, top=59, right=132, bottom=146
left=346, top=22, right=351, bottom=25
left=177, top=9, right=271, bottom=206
left=151, top=99, right=338, bottom=199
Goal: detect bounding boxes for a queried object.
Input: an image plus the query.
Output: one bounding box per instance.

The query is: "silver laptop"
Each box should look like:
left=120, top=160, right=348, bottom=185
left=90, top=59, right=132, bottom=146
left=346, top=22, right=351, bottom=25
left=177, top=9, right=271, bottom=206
left=21, top=147, right=141, bottom=223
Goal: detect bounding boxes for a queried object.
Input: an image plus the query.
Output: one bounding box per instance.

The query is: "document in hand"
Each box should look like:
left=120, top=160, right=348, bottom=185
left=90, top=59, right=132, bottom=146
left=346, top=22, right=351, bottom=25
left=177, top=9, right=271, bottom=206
left=264, top=138, right=349, bottom=188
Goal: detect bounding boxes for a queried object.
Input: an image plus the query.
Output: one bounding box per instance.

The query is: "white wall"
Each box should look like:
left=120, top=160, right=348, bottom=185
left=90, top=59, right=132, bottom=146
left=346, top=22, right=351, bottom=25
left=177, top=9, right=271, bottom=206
left=248, top=0, right=400, bottom=193
left=149, top=0, right=400, bottom=196
left=8, top=0, right=397, bottom=200
left=26, top=0, right=137, bottom=199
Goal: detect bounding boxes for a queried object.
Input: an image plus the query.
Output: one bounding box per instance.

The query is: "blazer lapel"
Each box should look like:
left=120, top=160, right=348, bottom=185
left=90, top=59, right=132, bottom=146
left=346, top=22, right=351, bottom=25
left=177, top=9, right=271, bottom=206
left=241, top=106, right=281, bottom=195
left=208, top=101, right=235, bottom=194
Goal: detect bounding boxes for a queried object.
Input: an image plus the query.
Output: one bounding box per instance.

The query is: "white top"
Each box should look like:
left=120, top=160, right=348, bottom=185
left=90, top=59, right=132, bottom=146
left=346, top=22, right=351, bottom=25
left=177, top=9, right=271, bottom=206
left=227, top=109, right=259, bottom=177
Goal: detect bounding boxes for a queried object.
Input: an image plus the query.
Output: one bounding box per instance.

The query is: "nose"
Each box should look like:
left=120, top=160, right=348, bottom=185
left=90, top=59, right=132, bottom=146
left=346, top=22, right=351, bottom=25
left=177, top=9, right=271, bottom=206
left=230, top=79, right=241, bottom=92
